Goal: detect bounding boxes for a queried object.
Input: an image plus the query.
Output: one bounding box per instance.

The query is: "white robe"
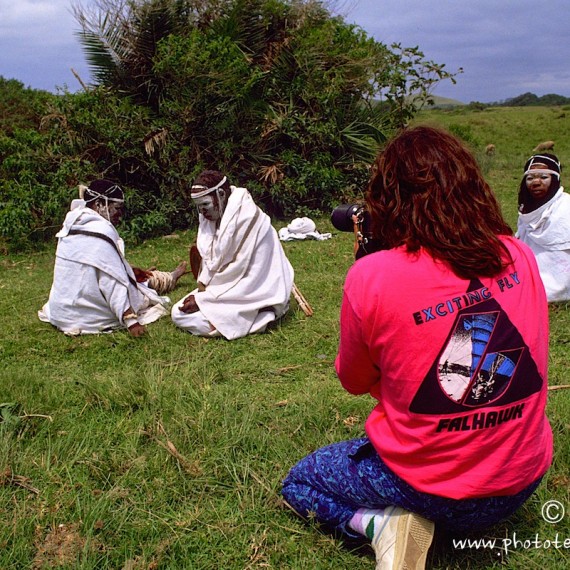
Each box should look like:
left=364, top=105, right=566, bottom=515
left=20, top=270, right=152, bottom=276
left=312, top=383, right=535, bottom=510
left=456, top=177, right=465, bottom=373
left=517, top=187, right=570, bottom=301
left=39, top=200, right=169, bottom=334
left=171, top=187, right=294, bottom=339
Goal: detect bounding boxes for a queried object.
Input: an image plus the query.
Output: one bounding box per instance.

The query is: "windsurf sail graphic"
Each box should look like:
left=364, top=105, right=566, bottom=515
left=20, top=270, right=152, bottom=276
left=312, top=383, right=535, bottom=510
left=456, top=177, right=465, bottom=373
left=410, top=279, right=543, bottom=415
left=438, top=311, right=518, bottom=406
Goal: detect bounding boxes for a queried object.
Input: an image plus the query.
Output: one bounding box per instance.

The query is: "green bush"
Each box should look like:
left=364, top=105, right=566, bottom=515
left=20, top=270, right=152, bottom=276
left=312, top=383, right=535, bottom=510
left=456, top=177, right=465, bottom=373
left=0, top=85, right=193, bottom=249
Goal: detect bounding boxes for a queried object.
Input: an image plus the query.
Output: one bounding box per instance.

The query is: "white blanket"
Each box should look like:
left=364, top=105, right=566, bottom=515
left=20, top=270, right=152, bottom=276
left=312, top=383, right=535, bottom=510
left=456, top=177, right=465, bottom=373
left=39, top=201, right=169, bottom=334
left=278, top=217, right=332, bottom=242
left=172, top=187, right=294, bottom=339
left=517, top=187, right=570, bottom=301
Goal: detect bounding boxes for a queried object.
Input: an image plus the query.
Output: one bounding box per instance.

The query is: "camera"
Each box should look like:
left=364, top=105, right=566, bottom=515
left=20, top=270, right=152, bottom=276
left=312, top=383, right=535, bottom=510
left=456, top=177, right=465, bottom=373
left=331, top=203, right=382, bottom=259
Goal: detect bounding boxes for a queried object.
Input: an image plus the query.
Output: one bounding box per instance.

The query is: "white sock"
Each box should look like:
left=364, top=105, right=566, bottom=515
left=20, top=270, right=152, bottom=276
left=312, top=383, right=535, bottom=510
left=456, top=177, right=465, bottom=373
left=349, top=507, right=391, bottom=541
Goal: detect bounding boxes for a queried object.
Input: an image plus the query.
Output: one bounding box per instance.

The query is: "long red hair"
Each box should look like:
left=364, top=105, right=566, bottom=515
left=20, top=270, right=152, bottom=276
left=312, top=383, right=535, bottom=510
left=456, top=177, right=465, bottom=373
left=366, top=125, right=513, bottom=279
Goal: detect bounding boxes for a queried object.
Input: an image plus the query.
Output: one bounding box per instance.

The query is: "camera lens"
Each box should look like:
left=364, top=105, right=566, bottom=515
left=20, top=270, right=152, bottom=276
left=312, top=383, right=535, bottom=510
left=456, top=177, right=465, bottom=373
left=331, top=203, right=361, bottom=232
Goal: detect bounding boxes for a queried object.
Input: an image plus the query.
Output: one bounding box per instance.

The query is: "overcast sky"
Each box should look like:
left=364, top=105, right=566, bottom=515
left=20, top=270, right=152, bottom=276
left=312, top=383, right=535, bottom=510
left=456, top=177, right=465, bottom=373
left=1, top=0, right=569, bottom=103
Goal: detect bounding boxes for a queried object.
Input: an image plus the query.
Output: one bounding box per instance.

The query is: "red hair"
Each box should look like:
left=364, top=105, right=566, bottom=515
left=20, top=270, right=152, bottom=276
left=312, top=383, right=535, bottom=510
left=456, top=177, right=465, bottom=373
left=366, top=125, right=513, bottom=279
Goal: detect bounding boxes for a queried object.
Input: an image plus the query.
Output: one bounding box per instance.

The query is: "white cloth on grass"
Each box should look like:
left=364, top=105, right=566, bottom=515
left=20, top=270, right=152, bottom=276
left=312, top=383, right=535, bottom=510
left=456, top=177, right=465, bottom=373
left=38, top=200, right=169, bottom=335
left=171, top=187, right=294, bottom=339
left=517, top=187, right=570, bottom=301
left=278, top=217, right=332, bottom=241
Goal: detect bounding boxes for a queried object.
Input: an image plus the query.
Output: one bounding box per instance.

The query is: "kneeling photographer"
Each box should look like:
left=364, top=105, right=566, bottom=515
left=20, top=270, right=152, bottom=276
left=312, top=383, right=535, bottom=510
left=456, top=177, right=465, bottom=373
left=283, top=125, right=552, bottom=570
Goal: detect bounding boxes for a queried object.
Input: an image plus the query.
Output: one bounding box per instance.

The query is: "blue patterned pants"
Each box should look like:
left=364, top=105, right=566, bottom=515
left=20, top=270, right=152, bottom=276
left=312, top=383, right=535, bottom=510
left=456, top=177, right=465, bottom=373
left=282, top=437, right=541, bottom=538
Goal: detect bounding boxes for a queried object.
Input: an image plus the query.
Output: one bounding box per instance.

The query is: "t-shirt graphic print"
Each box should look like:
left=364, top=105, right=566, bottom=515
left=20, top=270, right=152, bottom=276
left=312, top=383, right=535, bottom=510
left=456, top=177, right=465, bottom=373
left=410, top=279, right=543, bottom=415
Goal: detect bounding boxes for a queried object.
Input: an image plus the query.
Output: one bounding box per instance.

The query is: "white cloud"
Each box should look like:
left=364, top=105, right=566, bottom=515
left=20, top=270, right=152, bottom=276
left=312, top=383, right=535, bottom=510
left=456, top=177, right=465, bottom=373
left=0, top=0, right=89, bottom=90
left=344, top=0, right=570, bottom=102
left=1, top=0, right=59, bottom=20
left=0, top=0, right=568, bottom=99
left=0, top=0, right=68, bottom=37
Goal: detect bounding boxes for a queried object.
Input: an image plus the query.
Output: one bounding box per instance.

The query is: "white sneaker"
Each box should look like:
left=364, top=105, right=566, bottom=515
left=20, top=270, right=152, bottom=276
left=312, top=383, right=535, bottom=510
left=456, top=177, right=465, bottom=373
left=371, top=506, right=434, bottom=570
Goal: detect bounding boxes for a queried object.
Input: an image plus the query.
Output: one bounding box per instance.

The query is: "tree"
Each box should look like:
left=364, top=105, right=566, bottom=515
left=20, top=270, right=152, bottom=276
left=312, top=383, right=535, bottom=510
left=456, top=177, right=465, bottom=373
left=71, top=0, right=457, bottom=216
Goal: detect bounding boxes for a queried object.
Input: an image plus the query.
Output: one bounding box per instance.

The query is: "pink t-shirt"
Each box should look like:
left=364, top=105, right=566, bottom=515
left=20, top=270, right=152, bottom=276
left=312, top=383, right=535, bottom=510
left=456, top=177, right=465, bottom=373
left=335, top=236, right=552, bottom=499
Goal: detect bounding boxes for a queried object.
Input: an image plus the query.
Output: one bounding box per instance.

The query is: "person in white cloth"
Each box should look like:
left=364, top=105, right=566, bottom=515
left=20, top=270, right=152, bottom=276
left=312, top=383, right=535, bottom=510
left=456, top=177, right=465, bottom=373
left=516, top=153, right=570, bottom=301
left=39, top=179, right=186, bottom=336
left=171, top=170, right=294, bottom=339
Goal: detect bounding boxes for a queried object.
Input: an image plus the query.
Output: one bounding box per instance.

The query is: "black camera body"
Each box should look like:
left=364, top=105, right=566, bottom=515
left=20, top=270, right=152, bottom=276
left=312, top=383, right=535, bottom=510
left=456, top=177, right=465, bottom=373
left=331, top=203, right=383, bottom=259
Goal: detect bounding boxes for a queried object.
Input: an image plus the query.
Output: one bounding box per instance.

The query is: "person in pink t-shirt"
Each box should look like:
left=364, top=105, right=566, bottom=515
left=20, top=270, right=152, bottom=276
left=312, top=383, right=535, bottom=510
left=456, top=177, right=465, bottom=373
left=282, top=126, right=552, bottom=570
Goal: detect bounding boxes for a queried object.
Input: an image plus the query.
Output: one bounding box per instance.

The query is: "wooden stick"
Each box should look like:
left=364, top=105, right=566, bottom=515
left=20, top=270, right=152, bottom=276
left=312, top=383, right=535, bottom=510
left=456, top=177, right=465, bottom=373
left=0, top=469, right=39, bottom=495
left=71, top=68, right=88, bottom=91
left=292, top=282, right=313, bottom=316
left=548, top=384, right=570, bottom=392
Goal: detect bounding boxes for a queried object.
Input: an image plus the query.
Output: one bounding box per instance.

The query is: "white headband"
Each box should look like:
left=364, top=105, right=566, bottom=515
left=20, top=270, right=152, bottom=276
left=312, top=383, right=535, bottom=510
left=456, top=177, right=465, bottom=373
left=191, top=176, right=227, bottom=199
left=529, top=154, right=560, bottom=168
left=79, top=184, right=125, bottom=203
left=526, top=155, right=560, bottom=178
left=523, top=168, right=560, bottom=179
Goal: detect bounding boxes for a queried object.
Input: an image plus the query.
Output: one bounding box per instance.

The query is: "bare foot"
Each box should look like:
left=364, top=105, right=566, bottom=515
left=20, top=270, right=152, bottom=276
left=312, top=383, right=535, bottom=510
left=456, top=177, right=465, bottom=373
left=171, top=261, right=188, bottom=284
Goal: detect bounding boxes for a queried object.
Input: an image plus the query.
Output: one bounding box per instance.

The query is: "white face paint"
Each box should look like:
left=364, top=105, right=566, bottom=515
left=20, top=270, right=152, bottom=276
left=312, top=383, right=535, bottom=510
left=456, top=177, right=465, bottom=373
left=193, top=194, right=221, bottom=222
left=93, top=199, right=124, bottom=226
left=525, top=164, right=553, bottom=200
left=107, top=201, right=125, bottom=226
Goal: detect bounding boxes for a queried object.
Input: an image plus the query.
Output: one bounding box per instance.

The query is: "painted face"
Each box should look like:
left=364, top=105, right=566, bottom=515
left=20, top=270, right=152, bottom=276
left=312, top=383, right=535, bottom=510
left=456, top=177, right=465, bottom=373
left=525, top=164, right=552, bottom=200
left=107, top=201, right=125, bottom=226
left=92, top=200, right=124, bottom=225
left=193, top=193, right=221, bottom=222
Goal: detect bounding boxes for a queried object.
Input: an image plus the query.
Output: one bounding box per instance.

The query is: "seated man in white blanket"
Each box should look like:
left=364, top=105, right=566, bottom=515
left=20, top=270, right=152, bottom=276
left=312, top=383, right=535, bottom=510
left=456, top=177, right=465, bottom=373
left=516, top=153, right=570, bottom=301
left=39, top=179, right=186, bottom=336
left=171, top=170, right=294, bottom=339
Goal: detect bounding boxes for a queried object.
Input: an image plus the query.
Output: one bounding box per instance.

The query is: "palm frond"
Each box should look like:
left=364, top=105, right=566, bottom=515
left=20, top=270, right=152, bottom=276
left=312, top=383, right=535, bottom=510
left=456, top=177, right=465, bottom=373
left=75, top=9, right=130, bottom=84
left=339, top=120, right=388, bottom=163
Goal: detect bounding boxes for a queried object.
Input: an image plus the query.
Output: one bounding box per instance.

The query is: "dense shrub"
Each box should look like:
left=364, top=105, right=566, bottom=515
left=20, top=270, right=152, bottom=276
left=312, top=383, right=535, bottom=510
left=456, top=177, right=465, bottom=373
left=0, top=77, right=53, bottom=133
left=0, top=85, right=180, bottom=249
left=0, top=96, right=95, bottom=249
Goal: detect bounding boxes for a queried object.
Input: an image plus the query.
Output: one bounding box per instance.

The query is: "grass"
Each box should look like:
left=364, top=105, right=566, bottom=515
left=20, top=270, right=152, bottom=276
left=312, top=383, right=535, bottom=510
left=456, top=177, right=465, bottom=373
left=1, top=106, right=570, bottom=569
left=414, top=104, right=569, bottom=226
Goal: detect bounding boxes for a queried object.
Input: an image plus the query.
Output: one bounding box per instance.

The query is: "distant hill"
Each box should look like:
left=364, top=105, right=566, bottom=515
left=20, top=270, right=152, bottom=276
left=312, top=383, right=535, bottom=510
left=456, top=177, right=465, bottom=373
left=426, top=92, right=570, bottom=108
left=401, top=94, right=465, bottom=110
left=426, top=95, right=465, bottom=108
left=498, top=92, right=570, bottom=106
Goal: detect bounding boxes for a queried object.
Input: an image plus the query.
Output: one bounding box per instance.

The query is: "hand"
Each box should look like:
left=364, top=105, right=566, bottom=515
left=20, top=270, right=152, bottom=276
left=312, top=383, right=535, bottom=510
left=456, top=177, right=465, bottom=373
left=179, top=294, right=199, bottom=314
left=128, top=322, right=147, bottom=337
left=132, top=266, right=152, bottom=283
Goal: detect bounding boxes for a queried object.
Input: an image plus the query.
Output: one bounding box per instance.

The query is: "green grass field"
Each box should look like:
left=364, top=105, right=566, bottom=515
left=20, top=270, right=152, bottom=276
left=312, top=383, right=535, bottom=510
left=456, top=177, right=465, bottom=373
left=1, top=106, right=569, bottom=569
